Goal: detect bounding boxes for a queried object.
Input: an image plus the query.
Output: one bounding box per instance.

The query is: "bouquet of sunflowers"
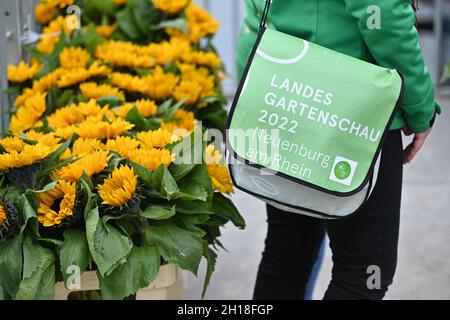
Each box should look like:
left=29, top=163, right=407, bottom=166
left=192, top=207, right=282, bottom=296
left=0, top=0, right=243, bottom=300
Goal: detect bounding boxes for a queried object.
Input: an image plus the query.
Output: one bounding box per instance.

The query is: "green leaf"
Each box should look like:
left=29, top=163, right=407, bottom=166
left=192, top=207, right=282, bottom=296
left=141, top=205, right=176, bottom=220
left=174, top=199, right=213, bottom=215
left=202, top=242, right=217, bottom=299
left=145, top=225, right=202, bottom=275
left=172, top=181, right=208, bottom=201
left=85, top=206, right=133, bottom=277
left=98, top=245, right=160, bottom=300
left=150, top=164, right=164, bottom=190
left=73, top=24, right=106, bottom=56
left=0, top=236, right=23, bottom=297
left=130, top=0, right=158, bottom=36
left=212, top=193, right=246, bottom=229
left=150, top=18, right=188, bottom=33
left=170, top=163, right=196, bottom=181
left=116, top=5, right=141, bottom=40
left=96, top=96, right=121, bottom=107
left=16, top=234, right=55, bottom=300
left=59, top=229, right=91, bottom=286
left=130, top=161, right=153, bottom=187
left=161, top=166, right=179, bottom=200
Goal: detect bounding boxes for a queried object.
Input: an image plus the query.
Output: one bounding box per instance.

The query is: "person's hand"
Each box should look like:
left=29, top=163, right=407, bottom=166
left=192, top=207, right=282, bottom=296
left=402, top=125, right=432, bottom=164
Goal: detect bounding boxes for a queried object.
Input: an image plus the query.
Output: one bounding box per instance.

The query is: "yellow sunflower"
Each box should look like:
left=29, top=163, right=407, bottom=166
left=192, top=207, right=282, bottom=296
left=0, top=143, right=52, bottom=171
left=38, top=180, right=77, bottom=227
left=71, top=138, right=104, bottom=156
left=52, top=150, right=111, bottom=182
left=0, top=205, right=6, bottom=226
left=59, top=47, right=90, bottom=69
left=96, top=41, right=156, bottom=69
left=173, top=80, right=203, bottom=104
left=166, top=2, right=219, bottom=43
left=136, top=128, right=178, bottom=149
left=0, top=136, right=25, bottom=153
left=96, top=24, right=117, bottom=37
left=97, top=165, right=138, bottom=207
left=25, top=131, right=62, bottom=149
left=204, top=144, right=222, bottom=165
left=80, top=82, right=125, bottom=101
left=47, top=0, right=75, bottom=9
left=7, top=61, right=40, bottom=83
left=182, top=51, right=221, bottom=68
left=9, top=92, right=47, bottom=134
left=129, top=148, right=174, bottom=171
left=144, top=66, right=179, bottom=101
left=57, top=61, right=110, bottom=88
left=75, top=117, right=134, bottom=140
left=160, top=109, right=196, bottom=137
left=47, top=99, right=103, bottom=128
left=35, top=2, right=56, bottom=25
left=152, top=0, right=189, bottom=14
left=104, top=136, right=140, bottom=159
left=110, top=73, right=148, bottom=95
left=207, top=164, right=234, bottom=194
left=113, top=0, right=128, bottom=4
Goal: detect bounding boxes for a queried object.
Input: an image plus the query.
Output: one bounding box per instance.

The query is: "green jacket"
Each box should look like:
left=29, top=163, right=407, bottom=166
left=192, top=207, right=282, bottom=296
left=237, top=0, right=441, bottom=132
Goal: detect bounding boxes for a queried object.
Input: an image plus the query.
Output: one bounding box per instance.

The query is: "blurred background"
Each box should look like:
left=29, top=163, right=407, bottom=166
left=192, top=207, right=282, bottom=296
left=0, top=0, right=449, bottom=300
left=184, top=0, right=450, bottom=300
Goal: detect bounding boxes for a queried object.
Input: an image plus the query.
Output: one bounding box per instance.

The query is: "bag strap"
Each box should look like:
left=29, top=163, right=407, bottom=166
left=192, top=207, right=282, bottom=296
left=259, top=0, right=273, bottom=29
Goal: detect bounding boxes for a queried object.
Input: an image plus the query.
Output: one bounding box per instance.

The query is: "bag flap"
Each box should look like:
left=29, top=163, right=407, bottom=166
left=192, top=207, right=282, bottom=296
left=227, top=28, right=403, bottom=196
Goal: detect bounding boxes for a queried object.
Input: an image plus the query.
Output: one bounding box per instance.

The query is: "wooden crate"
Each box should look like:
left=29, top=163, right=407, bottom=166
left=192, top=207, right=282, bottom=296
left=55, top=264, right=184, bottom=300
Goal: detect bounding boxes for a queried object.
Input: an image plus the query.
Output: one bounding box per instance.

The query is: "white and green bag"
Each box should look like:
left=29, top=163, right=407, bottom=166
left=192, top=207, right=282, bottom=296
left=226, top=0, right=404, bottom=219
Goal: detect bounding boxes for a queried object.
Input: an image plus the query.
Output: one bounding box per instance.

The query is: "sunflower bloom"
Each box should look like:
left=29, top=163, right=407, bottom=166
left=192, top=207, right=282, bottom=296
left=35, top=2, right=56, bottom=24
left=75, top=118, right=134, bottom=140
left=57, top=61, right=110, bottom=88
left=96, top=24, right=117, bottom=37
left=104, top=136, right=140, bottom=159
left=173, top=80, right=202, bottom=104
left=128, top=148, right=174, bottom=171
left=59, top=47, right=90, bottom=69
left=136, top=128, right=178, bottom=149
left=113, top=0, right=128, bottom=4
left=52, top=150, right=111, bottom=182
left=160, top=109, right=196, bottom=136
left=0, top=143, right=52, bottom=171
left=110, top=73, right=148, bottom=95
left=98, top=165, right=138, bottom=207
left=0, top=205, right=6, bottom=226
left=38, top=180, right=77, bottom=227
left=71, top=138, right=104, bottom=156
left=48, top=0, right=75, bottom=9
left=7, top=61, right=40, bottom=83
left=182, top=51, right=221, bottom=68
left=0, top=136, right=26, bottom=153
left=32, top=68, right=64, bottom=92
left=96, top=41, right=156, bottom=69
left=207, top=164, right=234, bottom=194
left=47, top=99, right=103, bottom=128
left=204, top=144, right=222, bottom=165
left=25, top=131, right=62, bottom=149
left=152, top=0, right=189, bottom=14
left=144, top=66, right=179, bottom=101
left=80, top=82, right=125, bottom=101
left=9, top=92, right=47, bottom=134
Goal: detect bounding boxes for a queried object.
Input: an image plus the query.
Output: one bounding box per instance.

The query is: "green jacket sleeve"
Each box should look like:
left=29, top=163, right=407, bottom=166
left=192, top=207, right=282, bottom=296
left=344, top=0, right=441, bottom=132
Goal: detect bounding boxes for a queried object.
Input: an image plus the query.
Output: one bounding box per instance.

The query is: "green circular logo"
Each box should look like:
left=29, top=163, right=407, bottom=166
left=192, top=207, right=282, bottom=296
left=334, top=161, right=352, bottom=180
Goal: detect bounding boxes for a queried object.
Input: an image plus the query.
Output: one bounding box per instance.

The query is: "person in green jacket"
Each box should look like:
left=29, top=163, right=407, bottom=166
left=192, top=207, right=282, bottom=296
left=236, top=0, right=441, bottom=300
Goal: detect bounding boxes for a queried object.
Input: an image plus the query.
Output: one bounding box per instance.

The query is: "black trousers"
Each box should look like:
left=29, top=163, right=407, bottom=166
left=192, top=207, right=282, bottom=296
left=253, top=130, right=403, bottom=300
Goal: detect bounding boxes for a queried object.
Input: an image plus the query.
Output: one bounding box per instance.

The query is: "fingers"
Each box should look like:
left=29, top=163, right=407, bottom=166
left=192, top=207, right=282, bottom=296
left=403, top=135, right=425, bottom=164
